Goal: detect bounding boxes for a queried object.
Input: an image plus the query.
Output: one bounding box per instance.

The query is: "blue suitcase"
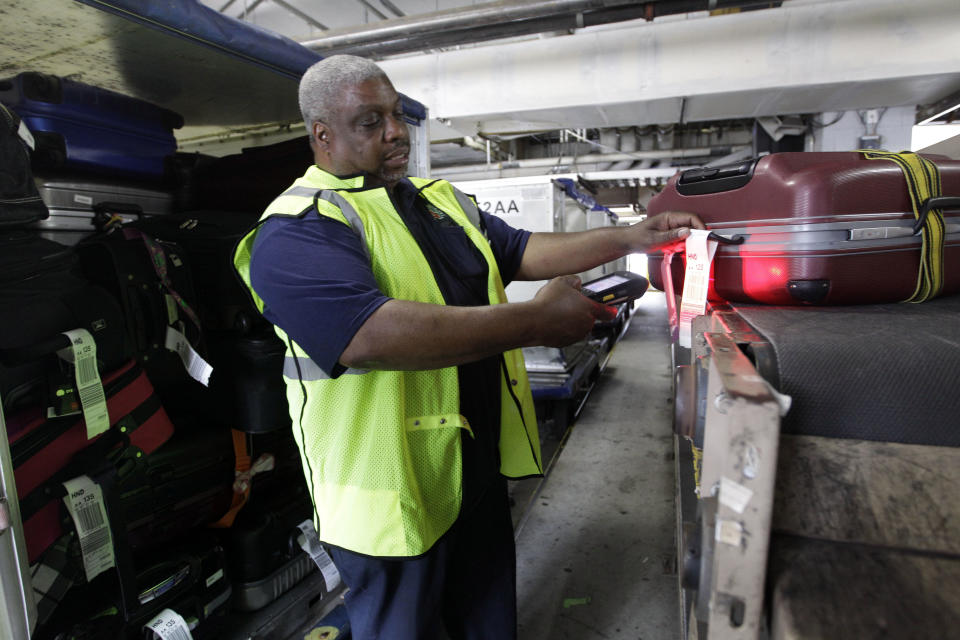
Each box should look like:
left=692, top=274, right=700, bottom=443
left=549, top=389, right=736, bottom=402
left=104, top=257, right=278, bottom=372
left=0, top=72, right=183, bottom=181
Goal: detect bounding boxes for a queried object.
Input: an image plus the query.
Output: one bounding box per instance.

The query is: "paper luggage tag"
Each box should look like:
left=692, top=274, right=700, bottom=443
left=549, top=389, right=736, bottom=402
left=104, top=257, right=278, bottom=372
left=165, top=326, right=213, bottom=386
left=678, top=230, right=719, bottom=348
left=144, top=608, right=194, bottom=640
left=62, top=475, right=116, bottom=582
left=17, top=118, right=35, bottom=150
left=297, top=520, right=342, bottom=591
left=58, top=329, right=110, bottom=439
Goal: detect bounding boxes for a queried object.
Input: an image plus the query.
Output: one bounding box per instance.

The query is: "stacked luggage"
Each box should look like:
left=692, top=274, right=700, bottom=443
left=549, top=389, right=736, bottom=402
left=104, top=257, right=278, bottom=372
left=1, top=75, right=330, bottom=639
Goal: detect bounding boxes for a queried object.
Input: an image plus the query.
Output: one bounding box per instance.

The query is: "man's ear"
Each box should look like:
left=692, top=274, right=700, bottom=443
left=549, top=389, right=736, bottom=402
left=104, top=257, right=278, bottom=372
left=312, top=121, right=330, bottom=151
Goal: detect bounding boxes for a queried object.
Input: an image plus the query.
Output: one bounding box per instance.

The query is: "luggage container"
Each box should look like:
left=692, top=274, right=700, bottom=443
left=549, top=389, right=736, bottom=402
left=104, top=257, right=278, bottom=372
left=454, top=175, right=625, bottom=304
left=648, top=152, right=960, bottom=305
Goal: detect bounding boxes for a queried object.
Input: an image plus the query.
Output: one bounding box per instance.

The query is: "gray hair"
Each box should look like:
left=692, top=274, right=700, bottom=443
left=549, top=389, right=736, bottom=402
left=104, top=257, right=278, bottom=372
left=298, top=55, right=389, bottom=133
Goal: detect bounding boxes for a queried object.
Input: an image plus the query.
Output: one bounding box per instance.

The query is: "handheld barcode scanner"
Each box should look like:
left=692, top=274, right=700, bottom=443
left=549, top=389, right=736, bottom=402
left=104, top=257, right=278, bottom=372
left=581, top=271, right=649, bottom=305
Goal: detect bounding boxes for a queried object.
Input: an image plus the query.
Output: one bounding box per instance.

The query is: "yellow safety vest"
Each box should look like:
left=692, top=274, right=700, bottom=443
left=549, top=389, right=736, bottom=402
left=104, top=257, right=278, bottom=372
left=234, top=166, right=542, bottom=557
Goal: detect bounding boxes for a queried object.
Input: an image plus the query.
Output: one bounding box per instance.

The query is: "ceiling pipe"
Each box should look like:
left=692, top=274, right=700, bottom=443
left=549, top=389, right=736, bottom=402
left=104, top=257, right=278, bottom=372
left=302, top=0, right=633, bottom=51
left=300, top=0, right=783, bottom=58
left=433, top=145, right=749, bottom=176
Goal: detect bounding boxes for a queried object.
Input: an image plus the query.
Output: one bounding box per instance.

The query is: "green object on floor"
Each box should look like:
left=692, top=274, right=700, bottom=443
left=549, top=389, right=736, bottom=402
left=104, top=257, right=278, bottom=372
left=562, top=597, right=591, bottom=608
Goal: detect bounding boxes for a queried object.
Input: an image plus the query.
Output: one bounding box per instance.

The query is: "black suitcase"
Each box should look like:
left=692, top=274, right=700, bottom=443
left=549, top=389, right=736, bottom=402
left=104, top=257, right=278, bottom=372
left=0, top=102, right=49, bottom=227
left=34, top=534, right=231, bottom=640
left=131, top=209, right=263, bottom=331
left=204, top=326, right=291, bottom=433
left=224, top=480, right=315, bottom=611
left=118, top=427, right=237, bottom=554
left=173, top=136, right=312, bottom=214
left=221, top=429, right=313, bottom=611
left=132, top=211, right=291, bottom=432
left=74, top=224, right=204, bottom=412
left=0, top=231, right=128, bottom=414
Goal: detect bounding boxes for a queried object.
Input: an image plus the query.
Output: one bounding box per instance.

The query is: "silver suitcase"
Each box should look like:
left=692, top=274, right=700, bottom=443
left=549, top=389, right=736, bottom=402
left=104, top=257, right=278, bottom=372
left=31, top=176, right=174, bottom=244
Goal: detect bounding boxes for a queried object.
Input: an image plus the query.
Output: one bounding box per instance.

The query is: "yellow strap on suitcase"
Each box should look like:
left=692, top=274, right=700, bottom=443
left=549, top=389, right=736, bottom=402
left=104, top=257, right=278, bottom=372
left=862, top=150, right=946, bottom=302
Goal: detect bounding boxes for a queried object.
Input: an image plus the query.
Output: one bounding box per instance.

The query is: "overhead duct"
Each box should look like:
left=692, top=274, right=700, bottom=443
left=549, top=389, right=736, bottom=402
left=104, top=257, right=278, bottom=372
left=597, top=128, right=620, bottom=172
left=608, top=127, right=638, bottom=172
left=300, top=0, right=784, bottom=58
left=434, top=145, right=749, bottom=176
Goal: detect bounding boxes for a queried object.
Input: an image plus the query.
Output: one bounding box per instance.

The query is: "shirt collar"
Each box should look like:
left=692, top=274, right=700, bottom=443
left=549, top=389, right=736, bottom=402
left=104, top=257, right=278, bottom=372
left=305, top=165, right=368, bottom=189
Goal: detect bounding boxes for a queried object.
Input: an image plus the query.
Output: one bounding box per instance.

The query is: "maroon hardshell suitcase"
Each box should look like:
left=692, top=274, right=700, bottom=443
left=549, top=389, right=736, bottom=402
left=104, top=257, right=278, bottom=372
left=647, top=152, right=960, bottom=305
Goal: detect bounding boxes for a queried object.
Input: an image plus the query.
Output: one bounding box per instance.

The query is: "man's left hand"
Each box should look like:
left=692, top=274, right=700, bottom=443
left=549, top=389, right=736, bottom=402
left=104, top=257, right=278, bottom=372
left=627, top=211, right=706, bottom=253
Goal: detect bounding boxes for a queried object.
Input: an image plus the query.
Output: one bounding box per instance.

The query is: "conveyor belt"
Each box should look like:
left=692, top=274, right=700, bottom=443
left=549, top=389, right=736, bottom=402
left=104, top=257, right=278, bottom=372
left=730, top=294, right=960, bottom=446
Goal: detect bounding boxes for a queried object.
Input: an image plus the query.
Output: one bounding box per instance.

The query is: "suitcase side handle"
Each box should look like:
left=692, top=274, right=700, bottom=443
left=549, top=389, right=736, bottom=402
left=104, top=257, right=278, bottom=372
left=92, top=201, right=144, bottom=232
left=914, top=196, right=960, bottom=235
left=707, top=231, right=745, bottom=245
left=0, top=334, right=71, bottom=366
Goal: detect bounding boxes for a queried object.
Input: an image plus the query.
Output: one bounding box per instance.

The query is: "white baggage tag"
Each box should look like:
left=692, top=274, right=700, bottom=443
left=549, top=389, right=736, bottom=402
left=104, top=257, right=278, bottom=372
left=58, top=329, right=110, bottom=439
left=678, top=230, right=718, bottom=348
left=62, top=476, right=115, bottom=582
left=144, top=608, right=194, bottom=640
left=297, top=520, right=342, bottom=591
left=164, top=326, right=212, bottom=386
left=164, top=294, right=180, bottom=325
left=17, top=118, right=35, bottom=150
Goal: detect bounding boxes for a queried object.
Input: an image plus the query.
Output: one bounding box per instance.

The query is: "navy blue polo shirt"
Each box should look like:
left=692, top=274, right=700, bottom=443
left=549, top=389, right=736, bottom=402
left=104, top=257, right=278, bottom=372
left=249, top=177, right=531, bottom=512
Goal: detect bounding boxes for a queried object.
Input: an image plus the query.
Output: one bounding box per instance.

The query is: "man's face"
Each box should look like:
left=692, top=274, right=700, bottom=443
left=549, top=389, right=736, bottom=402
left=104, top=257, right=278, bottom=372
left=314, top=76, right=411, bottom=187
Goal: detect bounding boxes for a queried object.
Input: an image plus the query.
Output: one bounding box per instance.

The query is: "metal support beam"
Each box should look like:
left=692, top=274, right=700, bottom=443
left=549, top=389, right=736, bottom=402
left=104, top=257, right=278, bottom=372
left=272, top=0, right=328, bottom=31
left=378, top=0, right=405, bottom=18
left=353, top=0, right=389, bottom=21
left=236, top=0, right=267, bottom=18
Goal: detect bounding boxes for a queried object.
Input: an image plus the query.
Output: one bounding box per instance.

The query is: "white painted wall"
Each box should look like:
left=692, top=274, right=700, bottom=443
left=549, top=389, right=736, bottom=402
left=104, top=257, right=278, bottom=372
left=810, top=106, right=915, bottom=152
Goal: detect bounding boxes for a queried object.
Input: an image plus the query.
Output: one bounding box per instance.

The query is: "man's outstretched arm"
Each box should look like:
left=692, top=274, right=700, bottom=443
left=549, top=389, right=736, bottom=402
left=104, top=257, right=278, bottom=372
left=339, top=276, right=615, bottom=371
left=516, top=211, right=705, bottom=281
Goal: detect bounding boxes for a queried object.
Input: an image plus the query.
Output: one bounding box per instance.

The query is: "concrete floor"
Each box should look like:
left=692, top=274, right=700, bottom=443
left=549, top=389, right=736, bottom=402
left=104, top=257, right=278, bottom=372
left=513, top=292, right=680, bottom=640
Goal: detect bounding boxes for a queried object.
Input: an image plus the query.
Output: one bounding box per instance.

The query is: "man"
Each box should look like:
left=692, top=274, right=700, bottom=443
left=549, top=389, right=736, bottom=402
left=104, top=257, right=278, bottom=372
left=234, top=55, right=703, bottom=640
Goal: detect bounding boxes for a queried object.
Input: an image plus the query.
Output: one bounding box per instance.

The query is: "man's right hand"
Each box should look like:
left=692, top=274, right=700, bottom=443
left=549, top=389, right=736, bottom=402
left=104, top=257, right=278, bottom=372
left=529, top=276, right=618, bottom=347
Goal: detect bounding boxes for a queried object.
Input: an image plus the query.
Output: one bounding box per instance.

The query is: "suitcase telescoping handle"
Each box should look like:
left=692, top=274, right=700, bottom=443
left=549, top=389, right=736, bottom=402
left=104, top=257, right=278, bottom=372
left=915, top=196, right=960, bottom=235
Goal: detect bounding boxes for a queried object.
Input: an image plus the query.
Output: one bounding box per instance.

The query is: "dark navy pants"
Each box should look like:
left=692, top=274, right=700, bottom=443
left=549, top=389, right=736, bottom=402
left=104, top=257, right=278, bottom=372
left=329, top=479, right=517, bottom=640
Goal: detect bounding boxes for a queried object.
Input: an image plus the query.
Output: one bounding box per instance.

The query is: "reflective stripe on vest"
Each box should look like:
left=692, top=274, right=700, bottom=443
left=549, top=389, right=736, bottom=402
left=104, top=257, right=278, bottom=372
left=283, top=355, right=368, bottom=380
